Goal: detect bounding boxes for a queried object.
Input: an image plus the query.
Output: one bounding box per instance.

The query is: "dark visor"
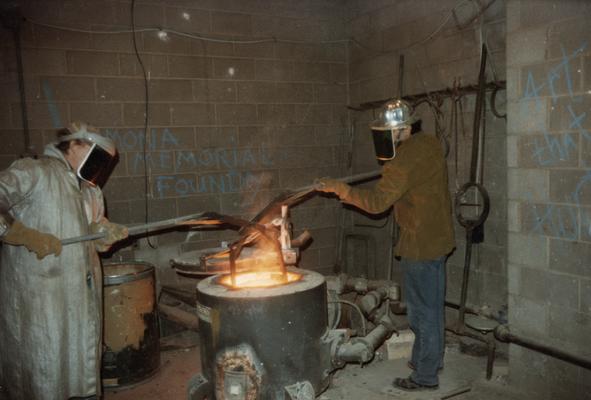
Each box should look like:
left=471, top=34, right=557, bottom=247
left=371, top=129, right=396, bottom=160
left=77, top=144, right=115, bottom=186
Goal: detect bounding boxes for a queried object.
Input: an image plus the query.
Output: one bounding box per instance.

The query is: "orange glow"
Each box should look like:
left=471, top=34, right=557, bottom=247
left=219, top=271, right=302, bottom=289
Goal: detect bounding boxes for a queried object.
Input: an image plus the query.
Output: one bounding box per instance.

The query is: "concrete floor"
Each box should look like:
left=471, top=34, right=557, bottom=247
left=104, top=336, right=525, bottom=400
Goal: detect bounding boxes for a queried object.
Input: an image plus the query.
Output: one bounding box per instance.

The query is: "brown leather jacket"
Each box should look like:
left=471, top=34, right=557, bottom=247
left=342, top=132, right=455, bottom=260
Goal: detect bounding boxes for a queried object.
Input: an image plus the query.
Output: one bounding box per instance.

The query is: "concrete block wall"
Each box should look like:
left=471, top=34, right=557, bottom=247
left=506, top=0, right=591, bottom=398
left=343, top=0, right=508, bottom=310
left=0, top=0, right=350, bottom=284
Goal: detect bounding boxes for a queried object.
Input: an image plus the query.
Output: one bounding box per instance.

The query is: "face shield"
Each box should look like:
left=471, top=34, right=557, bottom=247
left=76, top=143, right=116, bottom=186
left=58, top=121, right=117, bottom=186
left=370, top=99, right=416, bottom=161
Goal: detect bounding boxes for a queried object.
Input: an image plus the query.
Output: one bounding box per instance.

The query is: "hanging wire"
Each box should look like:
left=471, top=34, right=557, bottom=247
left=131, top=0, right=156, bottom=249
left=26, top=19, right=349, bottom=45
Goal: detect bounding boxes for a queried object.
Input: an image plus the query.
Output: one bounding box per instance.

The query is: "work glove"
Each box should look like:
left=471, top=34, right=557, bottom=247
left=90, top=219, right=128, bottom=252
left=314, top=178, right=351, bottom=199
left=3, top=220, right=62, bottom=259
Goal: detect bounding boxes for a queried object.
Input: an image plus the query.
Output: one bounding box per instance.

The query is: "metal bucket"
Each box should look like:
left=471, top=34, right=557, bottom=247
left=102, top=262, right=160, bottom=388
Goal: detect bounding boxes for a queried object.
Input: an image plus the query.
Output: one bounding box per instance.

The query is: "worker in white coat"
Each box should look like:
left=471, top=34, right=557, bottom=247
left=0, top=122, right=128, bottom=400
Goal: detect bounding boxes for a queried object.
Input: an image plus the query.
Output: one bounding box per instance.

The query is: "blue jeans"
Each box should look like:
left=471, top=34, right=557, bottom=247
left=401, top=256, right=446, bottom=386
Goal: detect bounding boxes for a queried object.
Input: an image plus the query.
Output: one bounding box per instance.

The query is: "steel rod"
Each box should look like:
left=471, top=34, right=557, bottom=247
left=495, top=325, right=591, bottom=370
left=61, top=212, right=207, bottom=245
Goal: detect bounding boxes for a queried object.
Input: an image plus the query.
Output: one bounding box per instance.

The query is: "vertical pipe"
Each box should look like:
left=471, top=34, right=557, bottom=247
left=458, top=229, right=473, bottom=328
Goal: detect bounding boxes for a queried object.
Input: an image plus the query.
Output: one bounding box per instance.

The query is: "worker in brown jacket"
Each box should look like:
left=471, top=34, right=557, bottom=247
left=316, top=99, right=455, bottom=391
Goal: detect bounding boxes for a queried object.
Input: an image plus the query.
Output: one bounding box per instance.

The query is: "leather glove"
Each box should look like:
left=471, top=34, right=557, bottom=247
left=3, top=220, right=62, bottom=259
left=90, top=220, right=128, bottom=252
left=314, top=178, right=351, bottom=199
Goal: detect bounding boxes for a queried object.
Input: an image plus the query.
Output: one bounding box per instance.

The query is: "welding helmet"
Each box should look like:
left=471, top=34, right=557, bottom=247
left=370, top=99, right=416, bottom=160
left=58, top=121, right=117, bottom=186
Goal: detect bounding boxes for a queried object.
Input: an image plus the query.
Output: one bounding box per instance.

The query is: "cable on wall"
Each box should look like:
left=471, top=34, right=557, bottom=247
left=131, top=0, right=156, bottom=249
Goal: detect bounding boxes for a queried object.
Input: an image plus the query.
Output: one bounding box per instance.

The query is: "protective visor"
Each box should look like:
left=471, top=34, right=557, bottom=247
left=371, top=128, right=401, bottom=160
left=76, top=143, right=116, bottom=186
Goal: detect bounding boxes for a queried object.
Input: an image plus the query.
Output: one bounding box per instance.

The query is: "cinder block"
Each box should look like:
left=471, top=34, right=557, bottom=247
left=520, top=60, right=582, bottom=102
left=549, top=95, right=591, bottom=132
left=105, top=201, right=132, bottom=225
left=213, top=58, right=255, bottom=80
left=211, top=11, right=252, bottom=36
left=277, top=146, right=334, bottom=168
left=22, top=49, right=66, bottom=75
left=119, top=54, right=168, bottom=77
left=149, top=79, right=193, bottom=101
left=507, top=264, right=521, bottom=295
left=255, top=60, right=293, bottom=81
left=21, top=102, right=69, bottom=130
left=507, top=97, right=548, bottom=134
left=507, top=135, right=518, bottom=167
left=168, top=55, right=212, bottom=78
left=177, top=194, right=222, bottom=216
left=506, top=26, right=548, bottom=66
left=508, top=345, right=550, bottom=400
left=70, top=103, right=123, bottom=127
left=234, top=42, right=274, bottom=58
left=103, top=176, right=149, bottom=202
left=277, top=165, right=339, bottom=190
left=91, top=33, right=135, bottom=52
left=129, top=198, right=178, bottom=223
left=237, top=126, right=271, bottom=147
left=315, top=83, right=347, bottom=103
left=237, top=81, right=276, bottom=103
left=0, top=104, right=11, bottom=130
left=548, top=304, right=591, bottom=349
left=297, top=104, right=333, bottom=125
left=116, top=2, right=164, bottom=28
left=507, top=232, right=548, bottom=269
left=170, top=103, right=215, bottom=125
left=279, top=83, right=316, bottom=104
left=59, top=0, right=117, bottom=25
left=520, top=267, right=579, bottom=309
left=386, top=329, right=415, bottom=360
left=152, top=173, right=198, bottom=199
left=520, top=202, right=579, bottom=240
left=193, top=80, right=237, bottom=102
left=507, top=168, right=549, bottom=202
left=518, top=133, right=579, bottom=168
left=126, top=151, right=175, bottom=176
left=34, top=25, right=91, bottom=50
left=549, top=169, right=591, bottom=205
left=41, top=76, right=95, bottom=101
left=191, top=40, right=234, bottom=57
left=142, top=31, right=192, bottom=54
left=546, top=15, right=591, bottom=60
left=585, top=56, right=591, bottom=92
left=164, top=6, right=211, bottom=34
left=96, top=78, right=143, bottom=101
left=508, top=294, right=548, bottom=337
left=329, top=63, right=347, bottom=84
left=123, top=103, right=172, bottom=126
left=549, top=238, right=591, bottom=278
left=215, top=104, right=258, bottom=125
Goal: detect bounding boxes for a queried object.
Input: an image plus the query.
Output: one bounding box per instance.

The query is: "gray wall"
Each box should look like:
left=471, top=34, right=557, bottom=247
left=506, top=0, right=591, bottom=398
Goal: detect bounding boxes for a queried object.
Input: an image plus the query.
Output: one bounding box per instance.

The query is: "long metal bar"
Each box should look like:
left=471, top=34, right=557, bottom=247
left=495, top=325, right=591, bottom=370
left=61, top=212, right=208, bottom=245
left=349, top=81, right=504, bottom=111
left=470, top=43, right=488, bottom=183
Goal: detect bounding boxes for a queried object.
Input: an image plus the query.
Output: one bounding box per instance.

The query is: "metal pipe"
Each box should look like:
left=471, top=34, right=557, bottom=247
left=336, top=323, right=391, bottom=364
left=494, top=325, right=591, bottom=370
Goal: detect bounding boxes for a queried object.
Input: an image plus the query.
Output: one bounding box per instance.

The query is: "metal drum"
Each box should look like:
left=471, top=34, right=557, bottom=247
left=102, top=262, right=160, bottom=388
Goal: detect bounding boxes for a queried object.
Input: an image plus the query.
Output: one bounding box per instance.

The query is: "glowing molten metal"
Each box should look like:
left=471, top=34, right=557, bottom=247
left=219, top=271, right=302, bottom=289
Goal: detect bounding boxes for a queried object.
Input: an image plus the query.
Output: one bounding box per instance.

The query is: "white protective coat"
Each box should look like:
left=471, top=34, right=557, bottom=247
left=0, top=144, right=104, bottom=400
